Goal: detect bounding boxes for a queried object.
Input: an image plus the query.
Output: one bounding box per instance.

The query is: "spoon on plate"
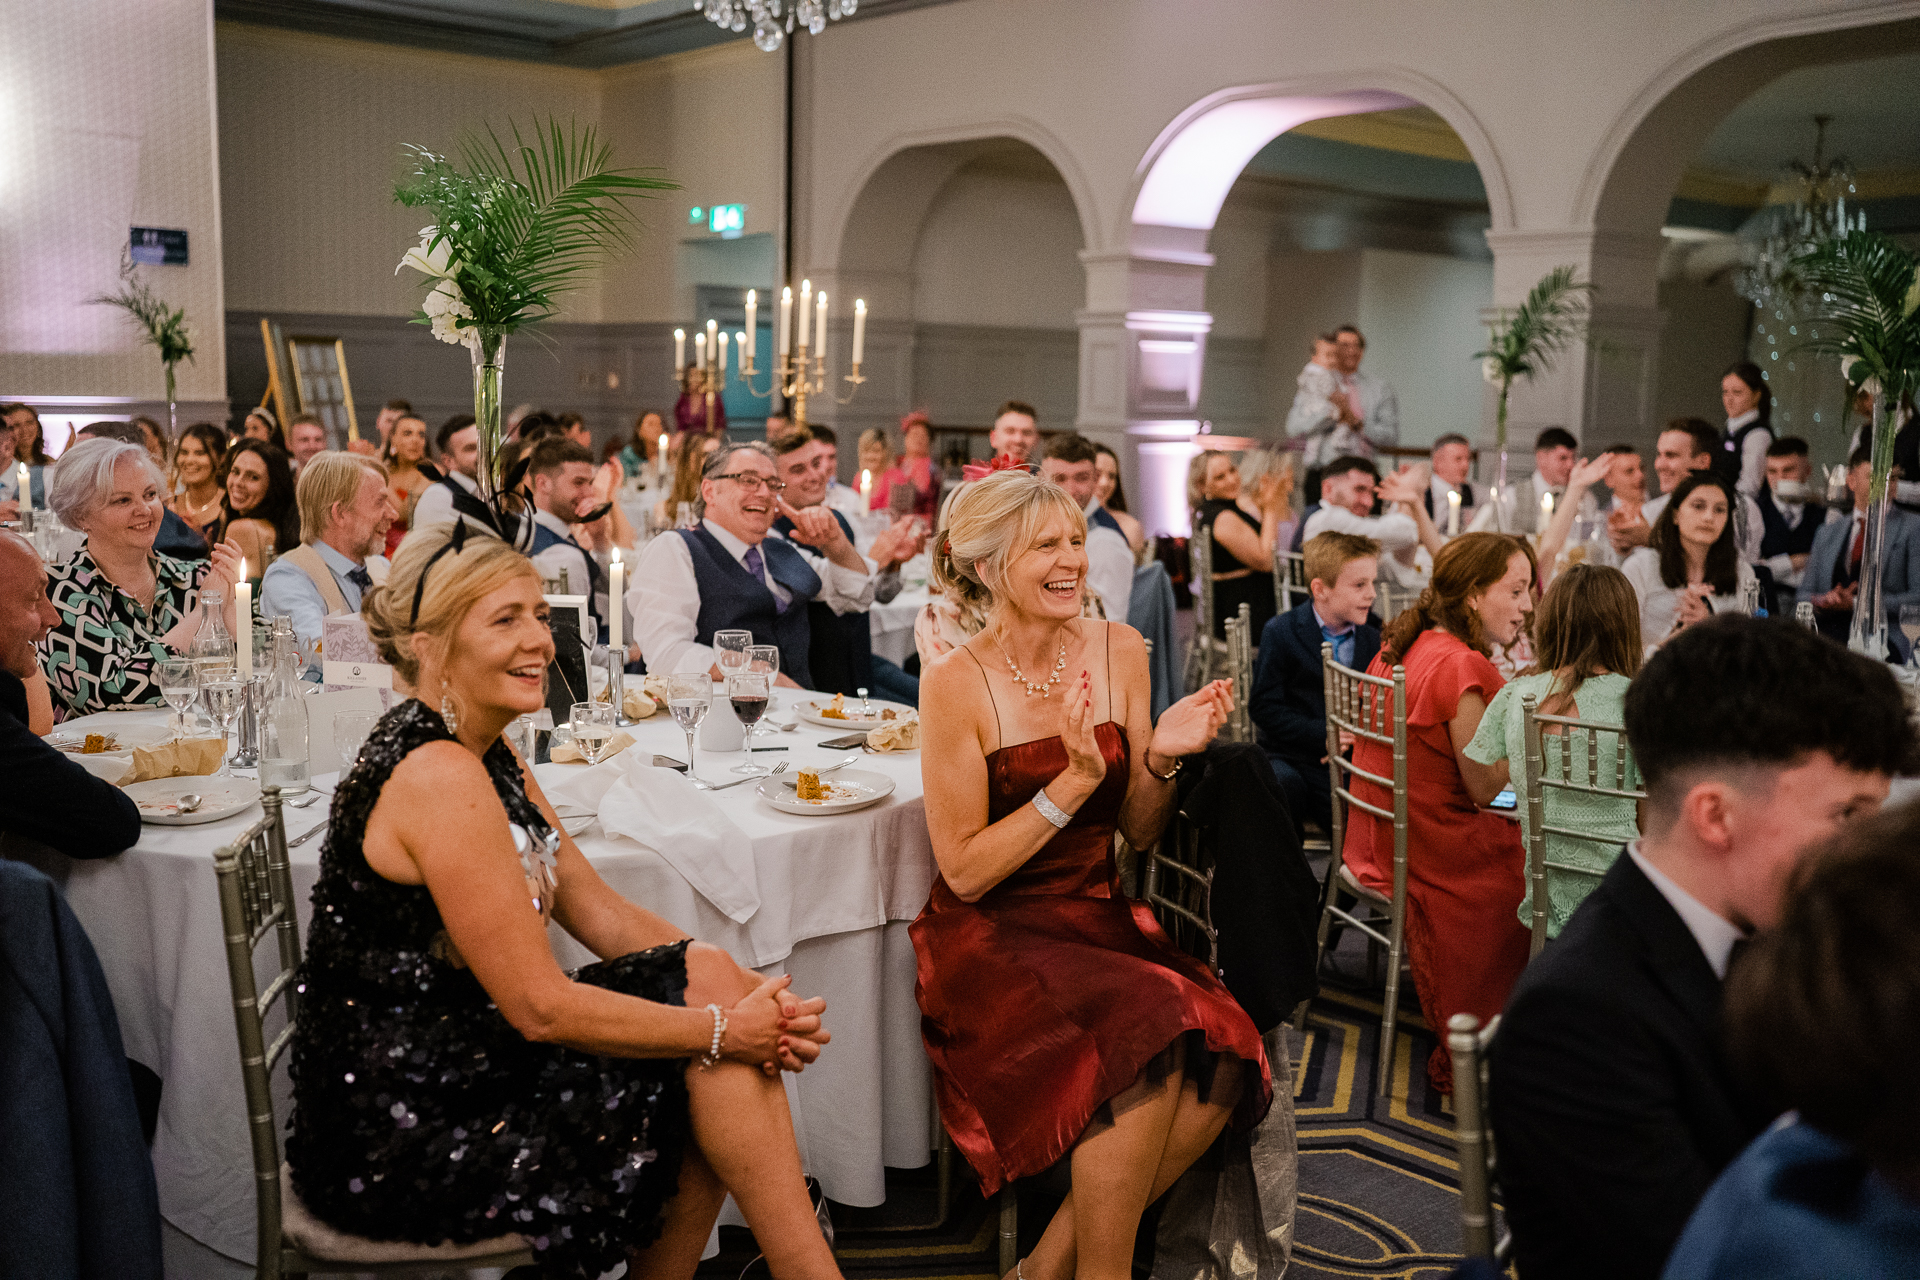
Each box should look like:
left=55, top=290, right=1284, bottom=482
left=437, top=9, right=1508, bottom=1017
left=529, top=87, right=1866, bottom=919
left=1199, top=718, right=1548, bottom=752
left=177, top=794, right=204, bottom=815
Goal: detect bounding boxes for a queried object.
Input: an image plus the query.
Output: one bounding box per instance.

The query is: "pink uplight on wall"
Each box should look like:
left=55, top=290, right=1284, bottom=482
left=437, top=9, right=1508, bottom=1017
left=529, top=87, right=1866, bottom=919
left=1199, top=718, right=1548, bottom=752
left=1132, top=90, right=1415, bottom=232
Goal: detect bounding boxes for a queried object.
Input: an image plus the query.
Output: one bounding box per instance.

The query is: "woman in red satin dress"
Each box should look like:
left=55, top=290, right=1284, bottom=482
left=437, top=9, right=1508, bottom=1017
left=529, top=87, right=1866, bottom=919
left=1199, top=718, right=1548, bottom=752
left=1342, top=532, right=1536, bottom=1094
left=915, top=470, right=1272, bottom=1280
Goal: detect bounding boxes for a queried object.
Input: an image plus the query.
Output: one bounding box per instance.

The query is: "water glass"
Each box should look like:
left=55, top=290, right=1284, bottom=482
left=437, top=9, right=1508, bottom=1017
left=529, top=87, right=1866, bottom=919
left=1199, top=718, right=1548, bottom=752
left=727, top=670, right=772, bottom=775
left=569, top=700, right=618, bottom=765
left=202, top=677, right=245, bottom=777
left=158, top=657, right=198, bottom=741
left=665, top=673, right=710, bottom=777
left=713, top=629, right=753, bottom=681
left=333, top=710, right=381, bottom=774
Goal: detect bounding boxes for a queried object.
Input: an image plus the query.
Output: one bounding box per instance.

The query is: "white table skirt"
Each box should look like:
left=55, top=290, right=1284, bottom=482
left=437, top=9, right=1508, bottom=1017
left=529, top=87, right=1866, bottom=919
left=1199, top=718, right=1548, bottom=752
left=31, top=704, right=937, bottom=1265
left=870, top=586, right=928, bottom=667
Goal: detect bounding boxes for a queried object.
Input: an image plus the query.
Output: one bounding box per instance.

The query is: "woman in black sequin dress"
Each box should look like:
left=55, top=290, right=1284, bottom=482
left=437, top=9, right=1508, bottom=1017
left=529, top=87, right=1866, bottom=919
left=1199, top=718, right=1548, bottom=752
left=289, top=528, right=844, bottom=1280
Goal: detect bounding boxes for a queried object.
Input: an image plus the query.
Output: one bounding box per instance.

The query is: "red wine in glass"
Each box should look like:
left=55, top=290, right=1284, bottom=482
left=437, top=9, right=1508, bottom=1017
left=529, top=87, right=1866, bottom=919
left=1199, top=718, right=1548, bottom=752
left=731, top=694, right=768, bottom=726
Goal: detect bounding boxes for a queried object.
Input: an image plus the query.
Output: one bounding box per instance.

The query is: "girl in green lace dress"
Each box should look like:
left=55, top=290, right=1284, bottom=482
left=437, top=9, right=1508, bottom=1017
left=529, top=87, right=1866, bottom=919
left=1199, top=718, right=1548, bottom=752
left=1463, top=564, right=1644, bottom=938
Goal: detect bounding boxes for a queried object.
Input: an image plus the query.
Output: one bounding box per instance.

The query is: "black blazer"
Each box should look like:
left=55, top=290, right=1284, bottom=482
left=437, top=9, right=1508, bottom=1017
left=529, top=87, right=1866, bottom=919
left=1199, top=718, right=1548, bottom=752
left=1249, top=601, right=1381, bottom=765
left=0, top=671, right=139, bottom=858
left=1489, top=850, right=1772, bottom=1280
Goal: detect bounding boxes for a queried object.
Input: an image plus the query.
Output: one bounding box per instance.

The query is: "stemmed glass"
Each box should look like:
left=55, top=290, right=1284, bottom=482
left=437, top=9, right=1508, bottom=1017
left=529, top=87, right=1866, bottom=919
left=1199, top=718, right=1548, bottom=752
left=202, top=675, right=245, bottom=777
left=727, top=670, right=772, bottom=775
left=157, top=657, right=198, bottom=741
left=713, top=630, right=753, bottom=684
left=728, top=644, right=781, bottom=773
left=333, top=711, right=380, bottom=774
left=666, top=673, right=710, bottom=778
left=569, top=700, right=617, bottom=764
left=1901, top=604, right=1920, bottom=670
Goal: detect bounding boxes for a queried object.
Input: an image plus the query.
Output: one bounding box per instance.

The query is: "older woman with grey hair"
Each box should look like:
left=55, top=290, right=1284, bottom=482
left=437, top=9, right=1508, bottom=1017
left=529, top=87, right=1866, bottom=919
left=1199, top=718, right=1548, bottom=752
left=40, top=438, right=243, bottom=716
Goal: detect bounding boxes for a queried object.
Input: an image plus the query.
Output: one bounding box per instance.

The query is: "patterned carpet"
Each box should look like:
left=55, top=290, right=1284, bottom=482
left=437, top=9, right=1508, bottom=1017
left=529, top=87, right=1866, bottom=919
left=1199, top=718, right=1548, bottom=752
left=695, top=930, right=1477, bottom=1280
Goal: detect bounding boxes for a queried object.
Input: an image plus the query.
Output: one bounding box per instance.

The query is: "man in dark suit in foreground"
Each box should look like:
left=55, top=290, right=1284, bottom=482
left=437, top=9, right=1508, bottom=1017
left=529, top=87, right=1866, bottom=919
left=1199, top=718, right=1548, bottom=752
left=1250, top=530, right=1381, bottom=836
left=1490, top=616, right=1918, bottom=1280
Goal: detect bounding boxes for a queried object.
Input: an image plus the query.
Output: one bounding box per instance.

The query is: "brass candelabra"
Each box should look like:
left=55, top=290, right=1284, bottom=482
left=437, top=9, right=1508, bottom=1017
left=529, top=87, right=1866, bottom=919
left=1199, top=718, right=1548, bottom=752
left=676, top=283, right=868, bottom=431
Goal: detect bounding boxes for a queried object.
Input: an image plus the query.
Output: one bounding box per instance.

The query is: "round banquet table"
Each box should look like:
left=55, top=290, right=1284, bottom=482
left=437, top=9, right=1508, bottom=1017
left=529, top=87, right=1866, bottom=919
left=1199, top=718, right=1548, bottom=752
left=870, top=585, right=929, bottom=667
left=21, top=701, right=938, bottom=1270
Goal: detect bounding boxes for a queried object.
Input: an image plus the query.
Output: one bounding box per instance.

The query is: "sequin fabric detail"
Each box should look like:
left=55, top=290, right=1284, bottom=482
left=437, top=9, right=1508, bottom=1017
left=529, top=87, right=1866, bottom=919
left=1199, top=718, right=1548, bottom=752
left=288, top=699, right=692, bottom=1280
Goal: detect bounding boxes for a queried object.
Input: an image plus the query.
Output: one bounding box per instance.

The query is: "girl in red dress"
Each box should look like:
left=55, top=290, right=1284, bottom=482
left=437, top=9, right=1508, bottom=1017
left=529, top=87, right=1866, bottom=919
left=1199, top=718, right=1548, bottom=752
left=1342, top=531, right=1536, bottom=1093
left=915, top=470, right=1271, bottom=1280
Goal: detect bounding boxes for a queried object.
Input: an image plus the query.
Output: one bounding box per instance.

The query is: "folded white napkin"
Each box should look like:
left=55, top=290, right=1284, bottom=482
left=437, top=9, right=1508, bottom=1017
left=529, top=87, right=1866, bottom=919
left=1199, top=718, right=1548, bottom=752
left=592, top=754, right=762, bottom=924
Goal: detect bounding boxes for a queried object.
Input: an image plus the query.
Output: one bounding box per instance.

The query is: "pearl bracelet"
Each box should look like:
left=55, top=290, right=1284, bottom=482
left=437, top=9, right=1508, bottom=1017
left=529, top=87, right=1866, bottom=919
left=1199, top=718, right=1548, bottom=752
left=1032, top=786, right=1072, bottom=829
left=698, top=1003, right=727, bottom=1069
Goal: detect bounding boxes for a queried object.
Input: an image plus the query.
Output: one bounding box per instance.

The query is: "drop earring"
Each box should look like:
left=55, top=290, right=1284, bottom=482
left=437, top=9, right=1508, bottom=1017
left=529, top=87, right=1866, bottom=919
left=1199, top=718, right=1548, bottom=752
left=440, top=687, right=459, bottom=733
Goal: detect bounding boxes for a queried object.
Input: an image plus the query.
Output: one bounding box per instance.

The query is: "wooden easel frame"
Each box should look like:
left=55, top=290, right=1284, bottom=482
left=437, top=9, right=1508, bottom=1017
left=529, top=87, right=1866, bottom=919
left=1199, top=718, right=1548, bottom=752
left=259, top=322, right=360, bottom=443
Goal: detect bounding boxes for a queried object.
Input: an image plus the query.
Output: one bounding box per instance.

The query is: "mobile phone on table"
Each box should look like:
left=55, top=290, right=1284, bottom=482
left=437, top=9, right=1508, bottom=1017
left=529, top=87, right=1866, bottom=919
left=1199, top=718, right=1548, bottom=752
left=1489, top=787, right=1517, bottom=811
left=819, top=731, right=869, bottom=749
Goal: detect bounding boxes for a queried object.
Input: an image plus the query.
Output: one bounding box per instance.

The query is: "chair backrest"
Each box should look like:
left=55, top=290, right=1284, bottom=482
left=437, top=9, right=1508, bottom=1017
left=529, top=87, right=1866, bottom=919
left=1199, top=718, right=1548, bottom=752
left=1143, top=809, right=1217, bottom=972
left=1322, top=643, right=1409, bottom=940
left=1273, top=548, right=1310, bottom=614
left=1189, top=522, right=1216, bottom=641
left=1223, top=602, right=1254, bottom=743
left=1372, top=577, right=1421, bottom=626
left=1447, top=1012, right=1507, bottom=1262
left=1520, top=691, right=1644, bottom=956
left=212, top=788, right=300, bottom=1277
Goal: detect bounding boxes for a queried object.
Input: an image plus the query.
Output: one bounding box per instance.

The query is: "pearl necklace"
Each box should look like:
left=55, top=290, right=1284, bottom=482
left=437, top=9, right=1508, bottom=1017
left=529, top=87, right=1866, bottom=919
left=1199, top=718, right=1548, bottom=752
left=1000, top=637, right=1068, bottom=698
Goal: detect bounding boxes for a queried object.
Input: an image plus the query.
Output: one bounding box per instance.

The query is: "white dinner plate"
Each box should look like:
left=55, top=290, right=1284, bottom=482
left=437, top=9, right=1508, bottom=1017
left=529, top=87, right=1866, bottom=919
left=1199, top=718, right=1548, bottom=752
left=792, top=697, right=914, bottom=729
left=46, top=722, right=172, bottom=756
left=124, top=777, right=262, bottom=826
left=757, top=768, right=896, bottom=815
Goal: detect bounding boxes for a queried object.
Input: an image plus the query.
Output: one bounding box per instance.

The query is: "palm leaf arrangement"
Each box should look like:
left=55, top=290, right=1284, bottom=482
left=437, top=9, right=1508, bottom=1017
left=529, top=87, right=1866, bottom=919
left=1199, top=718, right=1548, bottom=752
left=1789, top=230, right=1920, bottom=654
left=1474, top=265, right=1595, bottom=453
left=394, top=117, right=676, bottom=503
left=90, top=248, right=195, bottom=433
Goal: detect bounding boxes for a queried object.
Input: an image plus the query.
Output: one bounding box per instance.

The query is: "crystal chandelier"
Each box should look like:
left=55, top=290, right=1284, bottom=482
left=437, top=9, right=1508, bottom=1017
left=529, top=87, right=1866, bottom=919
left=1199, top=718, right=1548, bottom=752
left=699, top=0, right=857, bottom=53
left=1735, top=115, right=1866, bottom=310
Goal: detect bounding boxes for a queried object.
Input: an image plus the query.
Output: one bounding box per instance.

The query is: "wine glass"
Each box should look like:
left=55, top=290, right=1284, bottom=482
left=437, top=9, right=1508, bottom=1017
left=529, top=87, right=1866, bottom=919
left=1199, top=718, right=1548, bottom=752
left=713, top=630, right=753, bottom=683
left=1901, top=604, right=1920, bottom=669
left=157, top=657, right=198, bottom=741
left=569, top=700, right=617, bottom=765
left=202, top=676, right=245, bottom=777
left=333, top=710, right=380, bottom=774
left=727, top=670, right=772, bottom=775
left=666, top=673, right=710, bottom=778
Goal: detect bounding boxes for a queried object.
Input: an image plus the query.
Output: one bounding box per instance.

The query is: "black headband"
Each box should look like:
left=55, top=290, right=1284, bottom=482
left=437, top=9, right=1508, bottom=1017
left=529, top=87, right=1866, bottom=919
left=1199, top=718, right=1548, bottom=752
left=409, top=518, right=469, bottom=627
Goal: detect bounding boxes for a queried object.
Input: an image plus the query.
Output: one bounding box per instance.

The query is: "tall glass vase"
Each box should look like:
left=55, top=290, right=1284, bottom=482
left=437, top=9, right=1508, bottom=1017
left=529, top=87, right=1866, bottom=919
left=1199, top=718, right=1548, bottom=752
left=470, top=328, right=506, bottom=502
left=164, top=364, right=178, bottom=439
left=1849, top=395, right=1898, bottom=660
left=1487, top=384, right=1512, bottom=533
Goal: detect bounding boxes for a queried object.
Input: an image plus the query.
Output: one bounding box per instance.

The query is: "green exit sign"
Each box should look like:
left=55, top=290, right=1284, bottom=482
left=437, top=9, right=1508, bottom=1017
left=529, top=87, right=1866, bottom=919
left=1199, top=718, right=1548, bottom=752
left=708, top=204, right=745, bottom=237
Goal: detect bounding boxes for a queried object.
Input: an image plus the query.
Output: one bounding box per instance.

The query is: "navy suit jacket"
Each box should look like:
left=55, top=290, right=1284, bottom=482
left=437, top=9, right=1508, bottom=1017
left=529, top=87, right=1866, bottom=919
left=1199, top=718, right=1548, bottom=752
left=1250, top=600, right=1380, bottom=764
left=1797, top=505, right=1920, bottom=657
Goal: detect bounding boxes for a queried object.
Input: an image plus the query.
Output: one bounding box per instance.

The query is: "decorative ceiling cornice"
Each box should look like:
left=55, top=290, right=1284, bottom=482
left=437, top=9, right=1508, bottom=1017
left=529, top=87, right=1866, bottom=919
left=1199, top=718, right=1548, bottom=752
left=214, top=0, right=961, bottom=68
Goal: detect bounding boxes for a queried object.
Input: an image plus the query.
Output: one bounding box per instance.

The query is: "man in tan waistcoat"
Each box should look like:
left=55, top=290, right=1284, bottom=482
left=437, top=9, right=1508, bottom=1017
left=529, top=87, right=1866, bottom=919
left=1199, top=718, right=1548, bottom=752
left=259, top=452, right=397, bottom=677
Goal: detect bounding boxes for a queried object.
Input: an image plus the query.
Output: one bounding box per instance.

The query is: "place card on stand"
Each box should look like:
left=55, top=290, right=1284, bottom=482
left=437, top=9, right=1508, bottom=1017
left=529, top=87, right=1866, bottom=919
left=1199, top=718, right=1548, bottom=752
left=322, top=615, right=395, bottom=709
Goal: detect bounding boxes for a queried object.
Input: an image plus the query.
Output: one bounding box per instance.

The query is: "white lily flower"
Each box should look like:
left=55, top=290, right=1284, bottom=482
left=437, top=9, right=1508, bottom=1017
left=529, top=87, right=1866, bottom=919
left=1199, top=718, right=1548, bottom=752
left=396, top=226, right=455, bottom=278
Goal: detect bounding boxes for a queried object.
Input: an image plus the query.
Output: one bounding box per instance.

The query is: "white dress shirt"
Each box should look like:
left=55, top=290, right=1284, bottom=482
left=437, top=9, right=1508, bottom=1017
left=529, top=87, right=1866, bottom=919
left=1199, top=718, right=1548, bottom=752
left=1621, top=548, right=1756, bottom=653
left=1303, top=502, right=1424, bottom=587
left=1643, top=488, right=1766, bottom=565
left=1726, top=409, right=1770, bottom=498
left=1082, top=499, right=1134, bottom=624
left=631, top=517, right=876, bottom=676
left=410, top=469, right=479, bottom=529
left=1626, top=841, right=1745, bottom=979
left=258, top=540, right=389, bottom=678
left=823, top=481, right=867, bottom=525
left=1760, top=488, right=1820, bottom=586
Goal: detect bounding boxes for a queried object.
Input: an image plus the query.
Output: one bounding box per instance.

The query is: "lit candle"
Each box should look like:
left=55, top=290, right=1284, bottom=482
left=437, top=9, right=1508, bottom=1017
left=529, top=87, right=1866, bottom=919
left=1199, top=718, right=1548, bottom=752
left=736, top=331, right=749, bottom=375
left=717, top=330, right=729, bottom=375
left=1446, top=488, right=1461, bottom=536
left=797, top=279, right=811, bottom=350
left=778, top=287, right=792, bottom=360
left=705, top=319, right=718, bottom=374
left=15, top=462, right=29, bottom=515
left=815, top=291, right=828, bottom=367
left=673, top=328, right=685, bottom=373
left=693, top=331, right=705, bottom=370
left=236, top=560, right=252, bottom=678
left=609, top=548, right=624, bottom=652
left=1541, top=491, right=1555, bottom=525
left=743, top=290, right=757, bottom=363
left=851, top=298, right=867, bottom=367
left=860, top=468, right=872, bottom=506
left=657, top=431, right=670, bottom=482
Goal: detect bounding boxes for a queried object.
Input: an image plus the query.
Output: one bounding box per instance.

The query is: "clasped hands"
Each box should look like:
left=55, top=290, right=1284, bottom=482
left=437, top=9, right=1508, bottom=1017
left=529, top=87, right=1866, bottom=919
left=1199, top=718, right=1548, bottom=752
left=1812, top=581, right=1858, bottom=613
left=727, top=974, right=832, bottom=1077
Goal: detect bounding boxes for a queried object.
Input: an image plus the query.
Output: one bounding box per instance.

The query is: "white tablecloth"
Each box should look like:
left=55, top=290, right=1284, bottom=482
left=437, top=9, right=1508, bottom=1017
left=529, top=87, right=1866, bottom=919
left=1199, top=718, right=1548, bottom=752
left=27, top=703, right=937, bottom=1266
left=870, top=586, right=928, bottom=667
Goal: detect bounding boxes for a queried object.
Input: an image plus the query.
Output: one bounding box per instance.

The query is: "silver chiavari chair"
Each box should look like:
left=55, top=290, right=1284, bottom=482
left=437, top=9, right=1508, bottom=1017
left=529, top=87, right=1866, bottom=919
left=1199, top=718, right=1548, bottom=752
left=214, top=788, right=534, bottom=1278
left=1273, top=547, right=1311, bottom=615
left=1372, top=577, right=1422, bottom=626
left=1448, top=1012, right=1510, bottom=1265
left=1184, top=524, right=1230, bottom=691
left=1520, top=692, right=1644, bottom=957
left=1296, top=644, right=1409, bottom=1095
left=1221, top=602, right=1255, bottom=744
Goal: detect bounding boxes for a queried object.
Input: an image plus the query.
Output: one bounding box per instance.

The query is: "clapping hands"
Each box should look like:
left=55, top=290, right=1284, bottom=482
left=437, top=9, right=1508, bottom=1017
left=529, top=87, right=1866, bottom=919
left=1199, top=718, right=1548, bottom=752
left=1061, top=670, right=1107, bottom=788
left=1150, top=679, right=1232, bottom=764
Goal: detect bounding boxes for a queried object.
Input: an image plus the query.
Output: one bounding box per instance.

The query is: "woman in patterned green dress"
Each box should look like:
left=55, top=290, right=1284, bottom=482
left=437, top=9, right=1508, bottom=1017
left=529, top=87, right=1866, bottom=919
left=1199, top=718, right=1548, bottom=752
left=39, top=439, right=244, bottom=716
left=1462, top=564, right=1644, bottom=938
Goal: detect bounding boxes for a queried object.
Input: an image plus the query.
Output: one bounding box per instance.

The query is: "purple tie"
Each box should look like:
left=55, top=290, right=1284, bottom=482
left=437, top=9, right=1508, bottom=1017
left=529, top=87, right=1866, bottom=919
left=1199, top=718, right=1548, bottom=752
left=744, top=543, right=792, bottom=613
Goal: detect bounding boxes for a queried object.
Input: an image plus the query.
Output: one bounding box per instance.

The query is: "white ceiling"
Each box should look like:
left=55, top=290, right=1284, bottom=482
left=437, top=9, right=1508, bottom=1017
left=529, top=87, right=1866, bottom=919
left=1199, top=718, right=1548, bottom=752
left=1694, top=50, right=1920, bottom=177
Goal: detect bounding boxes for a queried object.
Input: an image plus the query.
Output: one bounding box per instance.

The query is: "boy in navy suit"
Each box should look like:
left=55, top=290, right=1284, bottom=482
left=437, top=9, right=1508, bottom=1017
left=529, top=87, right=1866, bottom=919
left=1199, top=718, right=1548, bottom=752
left=1250, top=531, right=1381, bottom=836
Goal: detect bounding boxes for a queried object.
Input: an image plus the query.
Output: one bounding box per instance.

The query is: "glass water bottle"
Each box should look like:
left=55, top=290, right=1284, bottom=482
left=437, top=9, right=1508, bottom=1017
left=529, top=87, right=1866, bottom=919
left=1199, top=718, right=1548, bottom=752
left=258, top=618, right=311, bottom=795
left=188, top=587, right=235, bottom=683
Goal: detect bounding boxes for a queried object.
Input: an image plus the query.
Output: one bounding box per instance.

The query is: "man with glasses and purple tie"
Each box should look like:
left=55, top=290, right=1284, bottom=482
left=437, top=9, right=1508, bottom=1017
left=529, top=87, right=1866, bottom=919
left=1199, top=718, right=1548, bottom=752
left=632, top=441, right=873, bottom=689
